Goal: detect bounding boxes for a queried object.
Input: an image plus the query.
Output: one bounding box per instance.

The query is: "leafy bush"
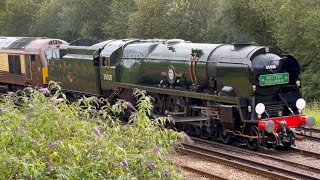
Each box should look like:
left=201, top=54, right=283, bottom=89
left=0, top=84, right=184, bottom=179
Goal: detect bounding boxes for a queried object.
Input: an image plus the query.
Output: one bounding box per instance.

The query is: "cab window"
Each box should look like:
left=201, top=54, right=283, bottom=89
left=45, top=48, right=60, bottom=60
left=8, top=55, right=21, bottom=75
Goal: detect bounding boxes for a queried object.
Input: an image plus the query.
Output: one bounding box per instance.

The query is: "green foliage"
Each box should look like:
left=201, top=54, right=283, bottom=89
left=102, top=0, right=136, bottom=39
left=305, top=103, right=320, bottom=126
left=277, top=2, right=320, bottom=101
left=0, top=86, right=183, bottom=179
left=30, top=0, right=64, bottom=38
left=246, top=0, right=320, bottom=100
left=128, top=0, right=172, bottom=39
left=0, top=0, right=40, bottom=36
left=57, top=0, right=112, bottom=41
left=201, top=0, right=253, bottom=43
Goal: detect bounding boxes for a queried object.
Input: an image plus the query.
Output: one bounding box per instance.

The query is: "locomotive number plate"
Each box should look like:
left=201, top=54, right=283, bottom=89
left=259, top=72, right=289, bottom=86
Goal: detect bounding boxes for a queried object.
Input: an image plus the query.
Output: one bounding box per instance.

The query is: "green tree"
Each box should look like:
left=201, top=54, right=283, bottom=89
left=57, top=0, right=112, bottom=41
left=102, top=0, right=136, bottom=39
left=163, top=0, right=212, bottom=42
left=251, top=0, right=320, bottom=100
left=30, top=0, right=63, bottom=38
left=0, top=0, right=40, bottom=36
left=128, top=0, right=172, bottom=39
left=0, top=0, right=5, bottom=34
left=200, top=0, right=252, bottom=43
left=275, top=1, right=320, bottom=100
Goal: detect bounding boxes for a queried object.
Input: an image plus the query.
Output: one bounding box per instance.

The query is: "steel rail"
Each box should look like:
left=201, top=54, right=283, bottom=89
left=290, top=147, right=320, bottom=159
left=297, top=132, right=320, bottom=142
left=192, top=137, right=320, bottom=173
left=181, top=143, right=320, bottom=180
left=303, top=127, right=320, bottom=133
left=181, top=164, right=228, bottom=180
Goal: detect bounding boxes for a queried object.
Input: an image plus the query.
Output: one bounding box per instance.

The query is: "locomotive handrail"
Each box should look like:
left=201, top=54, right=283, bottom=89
left=107, top=81, right=247, bottom=122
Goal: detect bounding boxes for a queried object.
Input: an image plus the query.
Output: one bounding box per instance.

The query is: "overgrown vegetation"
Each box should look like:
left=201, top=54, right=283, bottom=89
left=0, top=83, right=184, bottom=179
left=305, top=104, right=320, bottom=126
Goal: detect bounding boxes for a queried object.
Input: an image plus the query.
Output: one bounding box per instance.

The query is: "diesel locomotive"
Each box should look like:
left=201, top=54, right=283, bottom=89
left=0, top=37, right=315, bottom=150
left=0, top=37, right=67, bottom=91
left=46, top=38, right=315, bottom=150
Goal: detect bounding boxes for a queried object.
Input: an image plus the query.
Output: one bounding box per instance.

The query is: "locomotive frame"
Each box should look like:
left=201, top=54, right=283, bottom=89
left=46, top=38, right=315, bottom=150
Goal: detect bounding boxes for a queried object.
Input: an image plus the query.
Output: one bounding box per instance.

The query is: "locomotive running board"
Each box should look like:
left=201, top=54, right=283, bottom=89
left=103, top=82, right=253, bottom=122
left=172, top=116, right=208, bottom=122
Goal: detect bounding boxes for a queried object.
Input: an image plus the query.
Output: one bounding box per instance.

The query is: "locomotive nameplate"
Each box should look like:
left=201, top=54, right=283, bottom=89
left=103, top=74, right=113, bottom=81
left=259, top=72, right=289, bottom=86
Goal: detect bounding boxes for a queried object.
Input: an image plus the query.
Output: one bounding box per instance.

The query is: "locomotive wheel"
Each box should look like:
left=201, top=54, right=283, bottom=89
left=152, top=94, right=165, bottom=115
left=166, top=96, right=186, bottom=113
left=246, top=126, right=261, bottom=151
left=219, top=125, right=232, bottom=144
left=211, top=124, right=220, bottom=139
left=184, top=124, right=198, bottom=136
left=194, top=126, right=201, bottom=136
left=200, top=125, right=212, bottom=139
left=200, top=120, right=217, bottom=139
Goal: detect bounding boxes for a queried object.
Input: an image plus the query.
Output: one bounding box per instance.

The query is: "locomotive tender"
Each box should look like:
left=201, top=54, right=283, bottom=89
left=0, top=37, right=315, bottom=150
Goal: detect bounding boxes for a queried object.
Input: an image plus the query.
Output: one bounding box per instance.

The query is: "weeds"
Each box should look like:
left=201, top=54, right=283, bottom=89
left=0, top=85, right=183, bottom=179
left=305, top=103, right=320, bottom=126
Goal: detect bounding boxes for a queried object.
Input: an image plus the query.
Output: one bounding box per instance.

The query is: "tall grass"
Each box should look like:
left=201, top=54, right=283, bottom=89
left=304, top=103, right=320, bottom=126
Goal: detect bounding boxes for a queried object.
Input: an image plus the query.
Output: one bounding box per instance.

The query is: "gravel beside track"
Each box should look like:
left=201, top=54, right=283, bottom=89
left=170, top=152, right=270, bottom=180
left=181, top=164, right=228, bottom=180
left=289, top=147, right=320, bottom=159
left=294, top=139, right=320, bottom=154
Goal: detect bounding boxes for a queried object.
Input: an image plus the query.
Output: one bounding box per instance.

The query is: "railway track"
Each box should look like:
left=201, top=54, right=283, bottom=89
left=181, top=164, right=228, bottom=180
left=180, top=137, right=320, bottom=180
left=299, top=127, right=320, bottom=142
left=300, top=134, right=320, bottom=142
left=290, top=147, right=320, bottom=159
left=303, top=127, right=320, bottom=133
left=193, top=137, right=320, bottom=172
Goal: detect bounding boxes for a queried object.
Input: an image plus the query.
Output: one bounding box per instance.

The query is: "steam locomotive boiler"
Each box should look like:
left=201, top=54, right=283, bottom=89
left=47, top=39, right=315, bottom=150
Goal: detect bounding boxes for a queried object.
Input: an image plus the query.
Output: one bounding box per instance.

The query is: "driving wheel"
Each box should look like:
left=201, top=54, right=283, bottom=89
left=219, top=125, right=232, bottom=144
left=246, top=125, right=261, bottom=151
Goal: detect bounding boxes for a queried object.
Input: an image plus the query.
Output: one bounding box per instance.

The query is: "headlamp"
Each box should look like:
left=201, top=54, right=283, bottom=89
left=296, top=98, right=306, bottom=110
left=255, top=103, right=265, bottom=115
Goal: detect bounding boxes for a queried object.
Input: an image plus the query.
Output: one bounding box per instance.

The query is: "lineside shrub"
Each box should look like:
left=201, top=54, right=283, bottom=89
left=305, top=103, right=320, bottom=126
left=0, top=84, right=184, bottom=179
